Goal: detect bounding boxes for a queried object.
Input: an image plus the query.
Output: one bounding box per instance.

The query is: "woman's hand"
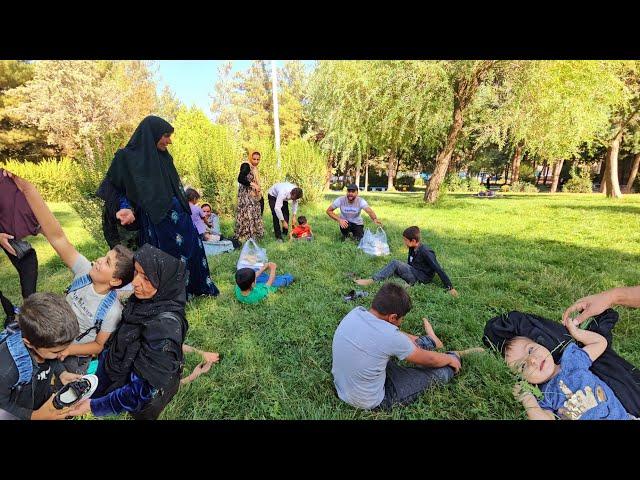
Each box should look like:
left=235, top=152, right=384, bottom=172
left=0, top=232, right=17, bottom=256
left=67, top=399, right=92, bottom=417
left=116, top=209, right=136, bottom=226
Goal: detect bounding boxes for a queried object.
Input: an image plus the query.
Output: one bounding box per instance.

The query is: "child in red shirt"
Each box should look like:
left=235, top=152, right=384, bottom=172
left=290, top=216, right=313, bottom=240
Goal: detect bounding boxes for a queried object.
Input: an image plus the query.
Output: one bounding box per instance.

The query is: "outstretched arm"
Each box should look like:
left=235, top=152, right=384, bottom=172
left=6, top=171, right=78, bottom=268
left=563, top=286, right=640, bottom=326
left=363, top=207, right=382, bottom=226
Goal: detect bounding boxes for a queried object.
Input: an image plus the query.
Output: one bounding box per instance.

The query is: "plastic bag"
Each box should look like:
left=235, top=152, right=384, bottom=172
left=236, top=238, right=268, bottom=270
left=357, top=227, right=390, bottom=256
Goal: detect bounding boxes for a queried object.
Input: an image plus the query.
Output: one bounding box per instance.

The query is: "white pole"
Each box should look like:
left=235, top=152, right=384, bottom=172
left=271, top=60, right=281, bottom=170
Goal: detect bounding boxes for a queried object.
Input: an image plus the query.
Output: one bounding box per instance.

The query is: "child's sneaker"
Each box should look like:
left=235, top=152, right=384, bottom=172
left=53, top=374, right=99, bottom=410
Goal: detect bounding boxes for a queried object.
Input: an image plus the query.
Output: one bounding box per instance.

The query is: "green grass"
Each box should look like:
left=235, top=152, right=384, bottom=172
left=2, top=192, right=640, bottom=419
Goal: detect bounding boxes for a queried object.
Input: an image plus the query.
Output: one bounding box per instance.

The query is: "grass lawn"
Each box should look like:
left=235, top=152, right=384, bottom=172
left=2, top=191, right=639, bottom=419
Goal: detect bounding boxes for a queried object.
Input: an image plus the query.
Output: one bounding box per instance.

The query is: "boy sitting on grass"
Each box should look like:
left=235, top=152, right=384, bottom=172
left=289, top=215, right=313, bottom=241
left=235, top=262, right=293, bottom=305
left=0, top=292, right=83, bottom=420
left=5, top=171, right=134, bottom=378
left=355, top=226, right=458, bottom=297
left=332, top=282, right=481, bottom=410
left=507, top=314, right=634, bottom=420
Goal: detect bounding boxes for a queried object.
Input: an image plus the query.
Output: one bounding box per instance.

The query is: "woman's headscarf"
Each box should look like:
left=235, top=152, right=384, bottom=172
left=99, top=116, right=190, bottom=225
left=102, top=243, right=189, bottom=393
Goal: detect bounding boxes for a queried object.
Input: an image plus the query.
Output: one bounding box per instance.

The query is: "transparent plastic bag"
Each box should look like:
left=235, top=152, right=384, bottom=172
left=236, top=238, right=268, bottom=270
left=357, top=227, right=390, bottom=256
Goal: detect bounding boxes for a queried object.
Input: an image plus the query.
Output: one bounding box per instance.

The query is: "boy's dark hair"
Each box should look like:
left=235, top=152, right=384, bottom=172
left=17, top=293, right=79, bottom=348
left=298, top=216, right=307, bottom=225
left=371, top=282, right=412, bottom=318
left=112, top=245, right=135, bottom=287
left=185, top=188, right=201, bottom=203
left=504, top=336, right=530, bottom=359
left=201, top=203, right=212, bottom=211
left=402, top=226, right=421, bottom=242
left=291, top=187, right=303, bottom=200
left=236, top=268, right=257, bottom=291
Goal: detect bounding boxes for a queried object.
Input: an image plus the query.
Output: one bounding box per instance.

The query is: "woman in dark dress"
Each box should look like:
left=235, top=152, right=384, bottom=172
left=97, top=116, right=218, bottom=297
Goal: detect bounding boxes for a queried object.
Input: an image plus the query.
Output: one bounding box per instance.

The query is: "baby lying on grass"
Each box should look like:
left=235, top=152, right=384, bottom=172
left=506, top=315, right=634, bottom=420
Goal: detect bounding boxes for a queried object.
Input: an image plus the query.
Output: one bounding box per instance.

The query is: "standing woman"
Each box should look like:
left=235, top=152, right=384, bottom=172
left=97, top=116, right=218, bottom=297
left=234, top=150, right=265, bottom=241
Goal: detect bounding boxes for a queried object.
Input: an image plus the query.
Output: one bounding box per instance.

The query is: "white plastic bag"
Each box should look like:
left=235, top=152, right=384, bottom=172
left=236, top=238, right=268, bottom=270
left=357, top=227, right=390, bottom=256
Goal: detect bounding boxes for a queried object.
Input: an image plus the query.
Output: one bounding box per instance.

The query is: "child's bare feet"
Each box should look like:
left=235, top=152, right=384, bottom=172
left=454, top=347, right=485, bottom=357
left=422, top=317, right=444, bottom=349
left=355, top=278, right=374, bottom=286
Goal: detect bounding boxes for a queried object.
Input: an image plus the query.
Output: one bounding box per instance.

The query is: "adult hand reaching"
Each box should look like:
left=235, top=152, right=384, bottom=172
left=339, top=219, right=349, bottom=229
left=116, top=208, right=136, bottom=226
left=562, top=291, right=616, bottom=327
left=0, top=233, right=17, bottom=256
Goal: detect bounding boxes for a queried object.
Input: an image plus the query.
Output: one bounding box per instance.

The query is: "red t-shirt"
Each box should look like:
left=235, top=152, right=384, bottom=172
left=291, top=224, right=311, bottom=237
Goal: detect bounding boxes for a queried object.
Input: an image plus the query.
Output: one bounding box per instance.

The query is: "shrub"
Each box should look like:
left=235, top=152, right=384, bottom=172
left=518, top=164, right=537, bottom=184
left=500, top=184, right=511, bottom=192
left=563, top=166, right=593, bottom=193
left=394, top=175, right=415, bottom=191
left=442, top=173, right=484, bottom=193
left=0, top=157, right=79, bottom=201
left=510, top=181, right=539, bottom=193
left=329, top=182, right=344, bottom=191
left=280, top=138, right=327, bottom=204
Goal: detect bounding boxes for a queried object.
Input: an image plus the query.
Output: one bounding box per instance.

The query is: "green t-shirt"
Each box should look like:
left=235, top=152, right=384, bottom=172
left=235, top=284, right=277, bottom=304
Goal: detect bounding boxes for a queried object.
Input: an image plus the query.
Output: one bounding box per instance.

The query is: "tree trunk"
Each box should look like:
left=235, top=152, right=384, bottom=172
left=424, top=106, right=464, bottom=202
left=424, top=61, right=495, bottom=203
left=603, top=129, right=624, bottom=198
left=324, top=154, right=334, bottom=191
left=511, top=141, right=524, bottom=183
left=625, top=152, right=640, bottom=192
left=542, top=161, right=549, bottom=186
left=387, top=152, right=396, bottom=191
left=550, top=160, right=564, bottom=193
left=364, top=159, right=369, bottom=192
left=355, top=162, right=361, bottom=189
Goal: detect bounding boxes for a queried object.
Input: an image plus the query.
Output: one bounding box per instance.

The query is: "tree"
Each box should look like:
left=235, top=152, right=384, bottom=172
left=481, top=61, right=624, bottom=194
left=6, top=60, right=157, bottom=164
left=155, top=85, right=182, bottom=124
left=0, top=60, right=58, bottom=160
left=424, top=60, right=499, bottom=203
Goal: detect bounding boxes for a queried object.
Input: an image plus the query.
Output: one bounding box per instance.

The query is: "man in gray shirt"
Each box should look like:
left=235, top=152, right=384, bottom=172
left=332, top=282, right=469, bottom=410
left=326, top=184, right=382, bottom=241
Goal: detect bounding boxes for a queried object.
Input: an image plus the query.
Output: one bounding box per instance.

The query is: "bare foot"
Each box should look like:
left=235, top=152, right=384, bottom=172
left=180, top=361, right=214, bottom=386
left=201, top=351, right=220, bottom=364
left=454, top=347, right=485, bottom=357
left=422, top=317, right=443, bottom=349
left=355, top=278, right=374, bottom=286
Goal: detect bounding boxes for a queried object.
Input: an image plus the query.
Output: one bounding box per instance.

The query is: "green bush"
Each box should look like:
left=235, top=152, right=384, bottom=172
left=442, top=173, right=484, bottom=193
left=510, top=181, right=539, bottom=193
left=0, top=157, right=80, bottom=201
left=518, top=164, right=537, bottom=184
left=280, top=138, right=327, bottom=204
left=563, top=166, right=593, bottom=193
left=394, top=175, right=415, bottom=191
left=329, top=182, right=344, bottom=191
left=500, top=184, right=511, bottom=192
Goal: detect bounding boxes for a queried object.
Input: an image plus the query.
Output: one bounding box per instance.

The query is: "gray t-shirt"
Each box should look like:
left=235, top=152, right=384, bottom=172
left=332, top=306, right=415, bottom=409
left=330, top=196, right=369, bottom=225
left=66, top=255, right=123, bottom=345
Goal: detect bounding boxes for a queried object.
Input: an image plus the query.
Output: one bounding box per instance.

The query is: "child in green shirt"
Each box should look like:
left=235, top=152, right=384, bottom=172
left=235, top=262, right=279, bottom=305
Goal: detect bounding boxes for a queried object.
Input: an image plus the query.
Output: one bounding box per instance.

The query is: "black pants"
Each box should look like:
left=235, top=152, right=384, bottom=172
left=268, top=194, right=290, bottom=240
left=2, top=246, right=38, bottom=300
left=259, top=197, right=265, bottom=216
left=340, top=222, right=364, bottom=240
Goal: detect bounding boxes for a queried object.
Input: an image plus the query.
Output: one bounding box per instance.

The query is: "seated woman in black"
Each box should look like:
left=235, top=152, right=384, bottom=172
left=69, top=244, right=188, bottom=420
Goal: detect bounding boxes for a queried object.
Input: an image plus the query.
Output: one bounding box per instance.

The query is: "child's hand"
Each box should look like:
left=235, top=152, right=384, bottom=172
left=31, top=394, right=73, bottom=420
left=59, top=371, right=83, bottom=385
left=562, top=314, right=580, bottom=338
left=57, top=347, right=72, bottom=362
left=116, top=209, right=136, bottom=225
left=512, top=383, right=523, bottom=400
left=448, top=288, right=459, bottom=298
left=67, top=399, right=92, bottom=417
left=267, top=262, right=277, bottom=270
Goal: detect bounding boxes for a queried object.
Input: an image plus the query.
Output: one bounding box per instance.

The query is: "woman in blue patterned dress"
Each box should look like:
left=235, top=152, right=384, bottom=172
left=97, top=116, right=218, bottom=297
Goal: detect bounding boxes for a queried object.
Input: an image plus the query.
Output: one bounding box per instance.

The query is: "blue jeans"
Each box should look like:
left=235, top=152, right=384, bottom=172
left=372, top=259, right=419, bottom=285
left=378, top=335, right=457, bottom=410
left=256, top=272, right=294, bottom=288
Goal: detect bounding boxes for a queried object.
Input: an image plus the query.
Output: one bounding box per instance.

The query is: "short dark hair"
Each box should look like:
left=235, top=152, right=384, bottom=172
left=251, top=151, right=261, bottom=158
left=185, top=188, right=201, bottom=203
left=298, top=216, right=307, bottom=225
left=201, top=203, right=212, bottom=211
left=402, top=226, right=421, bottom=242
left=371, top=282, right=412, bottom=318
left=235, top=268, right=256, bottom=291
left=504, top=336, right=530, bottom=359
left=291, top=187, right=303, bottom=200
left=18, top=292, right=79, bottom=348
left=112, top=245, right=135, bottom=287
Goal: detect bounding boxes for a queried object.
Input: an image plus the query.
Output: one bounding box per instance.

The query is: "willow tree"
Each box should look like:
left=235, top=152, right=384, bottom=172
left=480, top=61, right=624, bottom=193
